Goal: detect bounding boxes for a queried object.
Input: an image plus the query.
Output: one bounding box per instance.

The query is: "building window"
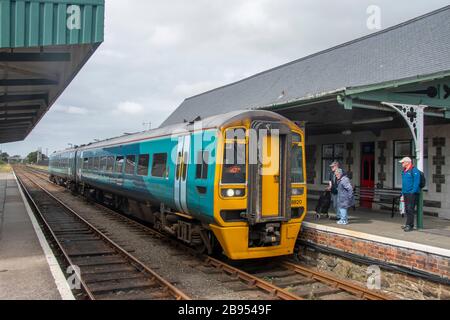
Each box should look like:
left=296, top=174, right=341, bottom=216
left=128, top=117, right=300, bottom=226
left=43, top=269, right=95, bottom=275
left=393, top=140, right=428, bottom=189
left=115, top=156, right=124, bottom=173
left=125, top=155, right=136, bottom=175
left=321, top=144, right=344, bottom=184
left=138, top=154, right=150, bottom=176
left=151, top=153, right=168, bottom=178
left=196, top=151, right=209, bottom=180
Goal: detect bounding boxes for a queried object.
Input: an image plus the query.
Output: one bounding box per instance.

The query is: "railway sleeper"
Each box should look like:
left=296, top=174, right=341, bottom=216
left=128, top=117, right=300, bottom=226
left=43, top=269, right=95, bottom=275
left=82, top=271, right=145, bottom=283
left=88, top=277, right=160, bottom=294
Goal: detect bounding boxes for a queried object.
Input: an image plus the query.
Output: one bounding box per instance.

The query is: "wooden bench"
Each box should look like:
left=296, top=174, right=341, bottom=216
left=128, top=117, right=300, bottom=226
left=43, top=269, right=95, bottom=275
left=353, top=186, right=402, bottom=217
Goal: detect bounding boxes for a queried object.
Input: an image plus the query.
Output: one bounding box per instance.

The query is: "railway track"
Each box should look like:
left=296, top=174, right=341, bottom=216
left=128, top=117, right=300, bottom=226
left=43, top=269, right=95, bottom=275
left=15, top=167, right=190, bottom=300
left=20, top=166, right=392, bottom=300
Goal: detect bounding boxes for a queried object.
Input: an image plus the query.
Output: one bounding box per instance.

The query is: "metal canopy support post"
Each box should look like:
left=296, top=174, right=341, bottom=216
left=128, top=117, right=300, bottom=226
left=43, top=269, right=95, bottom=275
left=382, top=102, right=427, bottom=229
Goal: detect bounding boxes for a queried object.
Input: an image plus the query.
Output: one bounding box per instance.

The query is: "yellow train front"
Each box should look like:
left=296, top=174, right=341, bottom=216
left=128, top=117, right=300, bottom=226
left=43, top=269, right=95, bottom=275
left=210, top=110, right=307, bottom=260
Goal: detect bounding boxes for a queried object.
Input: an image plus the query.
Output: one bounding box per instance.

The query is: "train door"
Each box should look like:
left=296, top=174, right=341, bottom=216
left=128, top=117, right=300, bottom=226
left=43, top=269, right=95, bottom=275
left=261, top=133, right=280, bottom=217
left=360, top=142, right=375, bottom=208
left=174, top=135, right=191, bottom=213
left=248, top=121, right=291, bottom=224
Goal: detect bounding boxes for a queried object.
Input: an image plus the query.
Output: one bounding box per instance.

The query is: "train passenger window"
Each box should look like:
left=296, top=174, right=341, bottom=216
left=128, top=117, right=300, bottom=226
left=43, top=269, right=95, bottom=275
left=125, top=155, right=136, bottom=175
left=100, top=157, right=107, bottom=171
left=115, top=156, right=124, bottom=173
left=291, top=144, right=305, bottom=183
left=88, top=158, right=93, bottom=170
left=93, top=157, right=100, bottom=170
left=222, top=142, right=246, bottom=184
left=196, top=151, right=209, bottom=180
left=83, top=158, right=88, bottom=169
left=106, top=156, right=114, bottom=172
left=151, top=153, right=168, bottom=178
left=138, top=154, right=150, bottom=176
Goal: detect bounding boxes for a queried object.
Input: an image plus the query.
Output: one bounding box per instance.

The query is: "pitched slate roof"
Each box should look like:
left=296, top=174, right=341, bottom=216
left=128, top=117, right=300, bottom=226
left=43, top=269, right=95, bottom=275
left=161, top=6, right=450, bottom=127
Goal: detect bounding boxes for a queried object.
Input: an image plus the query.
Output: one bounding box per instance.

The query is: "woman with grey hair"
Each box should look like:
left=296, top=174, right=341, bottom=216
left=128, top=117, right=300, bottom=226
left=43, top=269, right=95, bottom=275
left=335, top=168, right=355, bottom=225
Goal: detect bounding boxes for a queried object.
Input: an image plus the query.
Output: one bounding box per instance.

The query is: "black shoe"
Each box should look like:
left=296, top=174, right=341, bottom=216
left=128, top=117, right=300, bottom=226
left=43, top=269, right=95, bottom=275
left=404, top=226, right=414, bottom=232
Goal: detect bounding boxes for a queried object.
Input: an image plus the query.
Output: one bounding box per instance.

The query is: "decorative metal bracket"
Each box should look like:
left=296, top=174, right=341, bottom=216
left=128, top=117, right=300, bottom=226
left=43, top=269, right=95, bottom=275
left=381, top=102, right=427, bottom=147
left=382, top=102, right=427, bottom=229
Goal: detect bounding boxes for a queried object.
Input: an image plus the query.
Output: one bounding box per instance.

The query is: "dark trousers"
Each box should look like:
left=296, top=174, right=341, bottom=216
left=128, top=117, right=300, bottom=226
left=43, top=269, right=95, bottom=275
left=404, top=194, right=418, bottom=228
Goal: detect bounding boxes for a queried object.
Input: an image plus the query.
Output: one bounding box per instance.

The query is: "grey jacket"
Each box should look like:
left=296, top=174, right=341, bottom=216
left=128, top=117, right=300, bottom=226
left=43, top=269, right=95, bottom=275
left=337, top=176, right=355, bottom=209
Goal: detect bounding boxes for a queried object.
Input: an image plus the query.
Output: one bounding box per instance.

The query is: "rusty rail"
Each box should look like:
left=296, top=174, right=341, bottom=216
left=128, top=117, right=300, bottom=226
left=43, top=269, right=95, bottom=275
left=281, top=261, right=391, bottom=300
left=15, top=167, right=190, bottom=300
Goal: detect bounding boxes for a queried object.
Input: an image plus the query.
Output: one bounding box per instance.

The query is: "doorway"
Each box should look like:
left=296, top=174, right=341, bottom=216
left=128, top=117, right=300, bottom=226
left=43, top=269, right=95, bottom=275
left=360, top=142, right=375, bottom=208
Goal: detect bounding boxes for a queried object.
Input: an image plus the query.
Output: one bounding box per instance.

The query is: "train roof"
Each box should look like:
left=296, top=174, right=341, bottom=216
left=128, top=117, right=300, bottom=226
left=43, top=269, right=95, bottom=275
left=51, top=109, right=293, bottom=155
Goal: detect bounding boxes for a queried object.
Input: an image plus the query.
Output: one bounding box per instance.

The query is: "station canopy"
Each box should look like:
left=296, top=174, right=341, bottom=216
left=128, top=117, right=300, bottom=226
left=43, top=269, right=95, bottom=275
left=162, top=6, right=450, bottom=136
left=0, top=0, right=105, bottom=143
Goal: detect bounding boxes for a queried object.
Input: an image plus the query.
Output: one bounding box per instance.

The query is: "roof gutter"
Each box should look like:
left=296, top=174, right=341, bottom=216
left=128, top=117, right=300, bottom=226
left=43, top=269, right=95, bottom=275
left=259, top=88, right=345, bottom=112
left=345, top=70, right=450, bottom=96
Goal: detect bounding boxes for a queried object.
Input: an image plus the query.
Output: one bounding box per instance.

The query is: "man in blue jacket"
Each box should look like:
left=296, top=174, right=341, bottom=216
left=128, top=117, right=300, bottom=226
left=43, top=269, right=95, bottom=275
left=399, top=157, right=421, bottom=232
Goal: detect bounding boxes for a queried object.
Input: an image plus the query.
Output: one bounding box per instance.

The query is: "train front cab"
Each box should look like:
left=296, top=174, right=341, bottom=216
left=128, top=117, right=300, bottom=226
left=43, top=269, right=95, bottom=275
left=210, top=119, right=307, bottom=260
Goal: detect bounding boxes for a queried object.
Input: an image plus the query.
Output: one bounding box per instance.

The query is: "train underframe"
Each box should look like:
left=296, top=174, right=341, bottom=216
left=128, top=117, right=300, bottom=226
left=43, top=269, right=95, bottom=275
left=49, top=175, right=218, bottom=254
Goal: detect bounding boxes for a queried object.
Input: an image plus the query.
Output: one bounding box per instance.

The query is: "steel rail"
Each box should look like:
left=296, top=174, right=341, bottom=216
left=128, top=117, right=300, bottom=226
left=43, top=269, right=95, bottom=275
left=204, top=256, right=303, bottom=300
left=15, top=167, right=190, bottom=300
left=15, top=170, right=94, bottom=300
left=281, top=261, right=391, bottom=300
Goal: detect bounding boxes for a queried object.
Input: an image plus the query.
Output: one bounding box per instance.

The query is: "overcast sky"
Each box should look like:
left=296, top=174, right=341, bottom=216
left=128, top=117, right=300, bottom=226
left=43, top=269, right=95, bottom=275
left=2, top=0, right=449, bottom=157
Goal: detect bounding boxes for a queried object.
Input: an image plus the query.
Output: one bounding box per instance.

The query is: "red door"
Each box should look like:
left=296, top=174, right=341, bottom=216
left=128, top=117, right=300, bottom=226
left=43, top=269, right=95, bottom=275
left=360, top=145, right=375, bottom=208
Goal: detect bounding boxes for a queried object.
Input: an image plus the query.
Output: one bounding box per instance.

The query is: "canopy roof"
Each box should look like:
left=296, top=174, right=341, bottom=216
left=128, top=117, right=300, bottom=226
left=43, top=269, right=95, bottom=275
left=0, top=0, right=105, bottom=143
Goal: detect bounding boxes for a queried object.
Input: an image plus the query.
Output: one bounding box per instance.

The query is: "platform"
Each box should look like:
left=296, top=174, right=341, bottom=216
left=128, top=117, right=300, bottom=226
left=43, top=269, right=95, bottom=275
left=0, top=171, right=72, bottom=300
left=301, top=200, right=450, bottom=281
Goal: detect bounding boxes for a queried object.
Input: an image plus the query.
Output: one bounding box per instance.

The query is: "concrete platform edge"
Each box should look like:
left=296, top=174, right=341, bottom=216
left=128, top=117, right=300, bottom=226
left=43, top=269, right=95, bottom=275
left=13, top=171, right=75, bottom=300
left=303, top=221, right=450, bottom=258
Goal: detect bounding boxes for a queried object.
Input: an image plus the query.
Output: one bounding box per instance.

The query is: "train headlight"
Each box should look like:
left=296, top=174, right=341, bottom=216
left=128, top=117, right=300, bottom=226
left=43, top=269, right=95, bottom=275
left=221, top=188, right=246, bottom=198
left=292, top=188, right=304, bottom=196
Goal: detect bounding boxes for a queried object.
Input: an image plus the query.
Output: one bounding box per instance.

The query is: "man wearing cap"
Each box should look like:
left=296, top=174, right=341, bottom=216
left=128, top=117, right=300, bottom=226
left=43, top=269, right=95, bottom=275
left=328, top=161, right=345, bottom=219
left=400, top=157, right=421, bottom=232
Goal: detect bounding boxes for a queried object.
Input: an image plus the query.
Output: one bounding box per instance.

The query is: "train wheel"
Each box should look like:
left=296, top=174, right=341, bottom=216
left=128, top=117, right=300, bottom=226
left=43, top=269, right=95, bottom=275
left=154, top=218, right=163, bottom=232
left=193, top=243, right=207, bottom=255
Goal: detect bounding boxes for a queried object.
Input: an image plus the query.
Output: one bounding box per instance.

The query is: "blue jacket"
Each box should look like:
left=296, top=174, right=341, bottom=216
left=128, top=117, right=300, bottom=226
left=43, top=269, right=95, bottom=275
left=401, top=166, right=421, bottom=195
left=337, top=176, right=355, bottom=209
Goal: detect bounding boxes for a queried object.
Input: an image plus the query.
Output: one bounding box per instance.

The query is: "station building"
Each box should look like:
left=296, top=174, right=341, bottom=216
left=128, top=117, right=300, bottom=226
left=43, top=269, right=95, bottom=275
left=162, top=6, right=450, bottom=220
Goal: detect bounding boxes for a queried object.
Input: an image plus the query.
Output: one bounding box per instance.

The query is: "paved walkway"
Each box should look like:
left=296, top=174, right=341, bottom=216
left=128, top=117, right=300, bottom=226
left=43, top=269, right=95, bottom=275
left=305, top=199, right=450, bottom=251
left=0, top=171, right=63, bottom=300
